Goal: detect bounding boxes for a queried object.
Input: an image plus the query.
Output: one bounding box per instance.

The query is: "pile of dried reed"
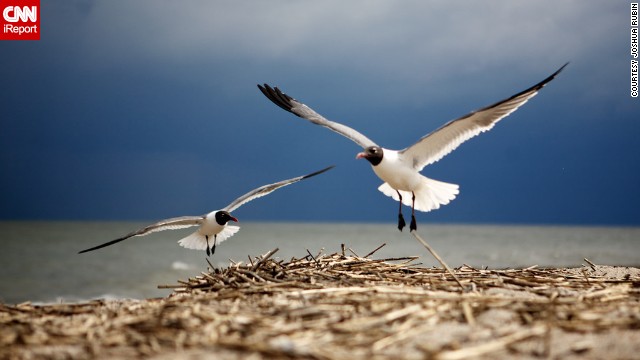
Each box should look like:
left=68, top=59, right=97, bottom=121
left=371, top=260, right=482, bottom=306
left=2, top=244, right=639, bottom=359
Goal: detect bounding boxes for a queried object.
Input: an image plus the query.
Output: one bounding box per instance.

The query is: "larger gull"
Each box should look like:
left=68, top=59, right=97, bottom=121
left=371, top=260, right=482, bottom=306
left=258, top=63, right=567, bottom=231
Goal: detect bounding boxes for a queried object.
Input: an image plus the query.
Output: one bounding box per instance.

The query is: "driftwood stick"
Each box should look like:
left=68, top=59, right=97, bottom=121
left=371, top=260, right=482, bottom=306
left=157, top=284, right=184, bottom=289
left=306, top=249, right=320, bottom=266
left=584, top=258, right=597, bottom=271
left=206, top=257, right=215, bottom=271
left=250, top=248, right=279, bottom=272
left=436, top=325, right=546, bottom=360
left=461, top=301, right=476, bottom=326
left=364, top=243, right=387, bottom=258
left=347, top=248, right=361, bottom=258
left=410, top=230, right=465, bottom=291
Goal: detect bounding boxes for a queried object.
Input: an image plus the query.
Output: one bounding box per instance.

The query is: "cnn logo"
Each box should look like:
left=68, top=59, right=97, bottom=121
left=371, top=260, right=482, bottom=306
left=3, top=6, right=37, bottom=22
left=1, top=0, right=40, bottom=40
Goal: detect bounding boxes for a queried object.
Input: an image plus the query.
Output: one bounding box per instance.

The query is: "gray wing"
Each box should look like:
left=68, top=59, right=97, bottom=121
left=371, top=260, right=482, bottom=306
left=78, top=215, right=204, bottom=254
left=223, top=166, right=334, bottom=213
left=258, top=84, right=377, bottom=149
left=401, top=63, right=568, bottom=171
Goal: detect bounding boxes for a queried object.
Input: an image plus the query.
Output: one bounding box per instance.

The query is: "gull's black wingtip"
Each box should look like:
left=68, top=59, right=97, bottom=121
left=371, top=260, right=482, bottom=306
left=78, top=246, right=98, bottom=254
left=257, top=83, right=299, bottom=116
left=257, top=83, right=275, bottom=100
left=77, top=235, right=131, bottom=254
left=302, top=165, right=335, bottom=180
left=78, top=244, right=103, bottom=254
left=552, top=62, right=569, bottom=78
left=257, top=83, right=268, bottom=96
left=535, top=62, right=570, bottom=90
left=78, top=244, right=102, bottom=254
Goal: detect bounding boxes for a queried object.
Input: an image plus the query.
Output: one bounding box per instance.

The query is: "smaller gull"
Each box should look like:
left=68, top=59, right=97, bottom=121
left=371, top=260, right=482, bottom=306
left=259, top=63, right=567, bottom=231
left=78, top=166, right=334, bottom=256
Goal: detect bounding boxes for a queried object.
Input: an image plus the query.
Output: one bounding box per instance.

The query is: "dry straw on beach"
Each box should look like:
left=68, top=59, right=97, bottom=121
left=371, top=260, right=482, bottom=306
left=2, top=242, right=639, bottom=359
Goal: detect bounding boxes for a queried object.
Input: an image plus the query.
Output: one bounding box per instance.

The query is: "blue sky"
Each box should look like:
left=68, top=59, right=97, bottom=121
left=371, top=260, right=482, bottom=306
left=1, top=1, right=638, bottom=225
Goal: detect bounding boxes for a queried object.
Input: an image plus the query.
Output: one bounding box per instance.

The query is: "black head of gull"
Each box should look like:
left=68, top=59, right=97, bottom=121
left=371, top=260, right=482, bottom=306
left=356, top=146, right=383, bottom=166
left=215, top=210, right=238, bottom=225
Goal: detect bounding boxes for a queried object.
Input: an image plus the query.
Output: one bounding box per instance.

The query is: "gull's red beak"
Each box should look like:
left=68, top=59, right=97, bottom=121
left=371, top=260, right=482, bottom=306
left=230, top=216, right=238, bottom=222
left=356, top=152, right=366, bottom=159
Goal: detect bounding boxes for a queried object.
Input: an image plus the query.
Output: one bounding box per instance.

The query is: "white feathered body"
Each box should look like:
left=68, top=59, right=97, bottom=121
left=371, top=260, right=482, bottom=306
left=373, top=149, right=459, bottom=213
left=177, top=210, right=240, bottom=251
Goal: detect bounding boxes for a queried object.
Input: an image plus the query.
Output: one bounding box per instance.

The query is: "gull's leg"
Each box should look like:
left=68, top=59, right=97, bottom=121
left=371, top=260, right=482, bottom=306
left=397, top=190, right=406, bottom=231
left=206, top=235, right=211, bottom=257
left=211, top=235, right=217, bottom=255
left=410, top=192, right=417, bottom=231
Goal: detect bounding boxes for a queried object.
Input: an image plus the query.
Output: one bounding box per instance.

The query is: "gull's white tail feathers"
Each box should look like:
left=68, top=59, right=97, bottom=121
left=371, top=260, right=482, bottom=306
left=177, top=225, right=241, bottom=250
left=378, top=177, right=459, bottom=212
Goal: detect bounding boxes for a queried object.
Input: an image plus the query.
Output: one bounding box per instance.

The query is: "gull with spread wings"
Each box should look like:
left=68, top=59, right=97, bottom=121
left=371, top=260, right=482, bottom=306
left=78, top=166, right=333, bottom=256
left=259, top=64, right=567, bottom=231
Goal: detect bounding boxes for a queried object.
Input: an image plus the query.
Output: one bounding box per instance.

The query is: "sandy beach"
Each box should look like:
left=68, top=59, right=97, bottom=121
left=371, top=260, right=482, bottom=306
left=2, top=247, right=639, bottom=359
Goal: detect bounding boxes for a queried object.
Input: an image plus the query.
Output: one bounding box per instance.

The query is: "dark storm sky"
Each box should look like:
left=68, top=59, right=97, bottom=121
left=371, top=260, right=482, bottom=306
left=1, top=1, right=638, bottom=225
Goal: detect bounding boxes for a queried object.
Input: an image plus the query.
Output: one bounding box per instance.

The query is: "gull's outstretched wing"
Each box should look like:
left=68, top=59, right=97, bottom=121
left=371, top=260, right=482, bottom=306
left=78, top=215, right=205, bottom=254
left=401, top=63, right=568, bottom=171
left=258, top=84, right=377, bottom=149
left=223, top=166, right=334, bottom=213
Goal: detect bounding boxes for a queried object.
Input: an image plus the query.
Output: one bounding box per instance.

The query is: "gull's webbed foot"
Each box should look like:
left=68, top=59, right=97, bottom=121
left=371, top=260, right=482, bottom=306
left=410, top=215, right=417, bottom=232
left=398, top=213, right=406, bottom=231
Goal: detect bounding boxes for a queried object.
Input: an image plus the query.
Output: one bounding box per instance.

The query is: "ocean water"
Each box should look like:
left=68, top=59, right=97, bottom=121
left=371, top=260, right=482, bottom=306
left=0, top=221, right=638, bottom=305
